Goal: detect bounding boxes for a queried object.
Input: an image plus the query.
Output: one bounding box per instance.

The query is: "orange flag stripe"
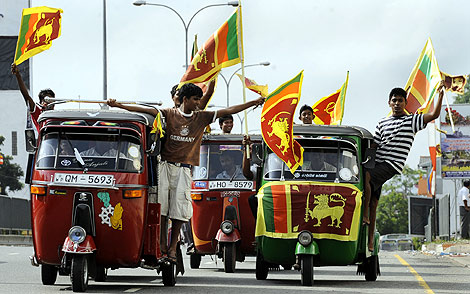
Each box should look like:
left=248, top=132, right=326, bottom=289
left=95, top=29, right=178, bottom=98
left=272, top=185, right=288, bottom=233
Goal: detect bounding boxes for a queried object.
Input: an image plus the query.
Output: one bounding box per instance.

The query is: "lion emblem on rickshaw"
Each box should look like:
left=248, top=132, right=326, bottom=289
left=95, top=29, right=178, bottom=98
left=305, top=192, right=346, bottom=228
left=267, top=112, right=291, bottom=155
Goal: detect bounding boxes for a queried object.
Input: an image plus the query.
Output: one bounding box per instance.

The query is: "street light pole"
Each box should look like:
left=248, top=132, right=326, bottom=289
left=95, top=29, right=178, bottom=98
left=219, top=62, right=270, bottom=107
left=133, top=0, right=238, bottom=69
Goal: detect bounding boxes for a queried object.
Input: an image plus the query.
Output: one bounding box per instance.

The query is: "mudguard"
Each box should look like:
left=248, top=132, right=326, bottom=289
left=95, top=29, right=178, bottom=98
left=62, top=235, right=96, bottom=254
left=215, top=228, right=241, bottom=243
left=295, top=240, right=319, bottom=255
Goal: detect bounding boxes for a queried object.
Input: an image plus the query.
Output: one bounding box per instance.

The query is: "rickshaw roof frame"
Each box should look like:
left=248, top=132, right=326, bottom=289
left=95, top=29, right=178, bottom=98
left=202, top=133, right=263, bottom=143
left=292, top=124, right=373, bottom=140
left=38, top=109, right=156, bottom=127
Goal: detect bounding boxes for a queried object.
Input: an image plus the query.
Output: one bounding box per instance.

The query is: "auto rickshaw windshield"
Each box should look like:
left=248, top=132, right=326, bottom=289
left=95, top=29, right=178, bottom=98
left=263, top=138, right=359, bottom=183
left=35, top=128, right=143, bottom=172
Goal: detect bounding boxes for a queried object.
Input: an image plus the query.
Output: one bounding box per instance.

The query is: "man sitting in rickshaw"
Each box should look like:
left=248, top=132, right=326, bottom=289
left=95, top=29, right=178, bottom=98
left=216, top=150, right=246, bottom=180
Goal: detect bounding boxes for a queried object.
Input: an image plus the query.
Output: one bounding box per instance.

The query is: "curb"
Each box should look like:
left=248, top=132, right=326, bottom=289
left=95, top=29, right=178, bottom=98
left=0, top=235, right=33, bottom=246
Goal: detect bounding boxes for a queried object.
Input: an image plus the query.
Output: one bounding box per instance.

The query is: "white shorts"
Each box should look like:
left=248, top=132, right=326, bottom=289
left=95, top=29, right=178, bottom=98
left=158, top=161, right=193, bottom=222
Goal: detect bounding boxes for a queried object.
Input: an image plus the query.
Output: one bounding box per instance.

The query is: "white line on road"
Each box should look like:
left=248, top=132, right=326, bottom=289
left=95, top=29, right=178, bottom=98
left=8, top=253, right=19, bottom=255
left=124, top=288, right=142, bottom=293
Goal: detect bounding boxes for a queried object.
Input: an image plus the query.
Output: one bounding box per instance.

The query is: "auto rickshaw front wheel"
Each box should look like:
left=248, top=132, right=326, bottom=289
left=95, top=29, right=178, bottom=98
left=300, top=255, right=314, bottom=286
left=223, top=243, right=236, bottom=273
left=162, top=263, right=176, bottom=286
left=70, top=255, right=89, bottom=292
left=41, top=264, right=58, bottom=285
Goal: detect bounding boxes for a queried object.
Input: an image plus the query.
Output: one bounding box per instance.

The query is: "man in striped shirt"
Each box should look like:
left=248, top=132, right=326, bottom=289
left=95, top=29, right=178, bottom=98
left=364, top=82, right=445, bottom=251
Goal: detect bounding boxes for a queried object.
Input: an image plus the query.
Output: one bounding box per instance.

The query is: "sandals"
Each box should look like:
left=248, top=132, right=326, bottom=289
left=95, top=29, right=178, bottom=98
left=166, top=255, right=177, bottom=264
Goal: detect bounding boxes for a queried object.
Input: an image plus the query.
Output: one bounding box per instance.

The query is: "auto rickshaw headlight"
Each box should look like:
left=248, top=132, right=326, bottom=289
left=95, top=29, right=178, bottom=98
left=298, top=230, right=313, bottom=247
left=220, top=221, right=234, bottom=234
left=68, top=226, right=86, bottom=244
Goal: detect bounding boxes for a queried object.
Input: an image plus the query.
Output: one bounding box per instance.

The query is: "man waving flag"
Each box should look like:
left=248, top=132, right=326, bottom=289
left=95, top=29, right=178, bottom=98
left=14, top=6, right=63, bottom=65
left=261, top=71, right=304, bottom=174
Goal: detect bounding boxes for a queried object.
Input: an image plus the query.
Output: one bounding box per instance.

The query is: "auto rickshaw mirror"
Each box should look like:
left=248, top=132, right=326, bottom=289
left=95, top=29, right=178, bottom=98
left=24, top=129, right=37, bottom=153
left=252, top=143, right=263, bottom=166
left=362, top=147, right=376, bottom=169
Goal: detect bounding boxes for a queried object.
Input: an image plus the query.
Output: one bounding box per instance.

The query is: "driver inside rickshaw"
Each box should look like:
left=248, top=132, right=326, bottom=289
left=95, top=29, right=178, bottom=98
left=302, top=148, right=337, bottom=172
left=216, top=150, right=247, bottom=180
left=80, top=136, right=125, bottom=157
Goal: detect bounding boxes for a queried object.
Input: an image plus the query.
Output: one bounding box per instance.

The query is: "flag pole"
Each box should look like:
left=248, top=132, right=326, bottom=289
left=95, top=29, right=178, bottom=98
left=443, top=91, right=455, bottom=133
left=237, top=0, right=250, bottom=158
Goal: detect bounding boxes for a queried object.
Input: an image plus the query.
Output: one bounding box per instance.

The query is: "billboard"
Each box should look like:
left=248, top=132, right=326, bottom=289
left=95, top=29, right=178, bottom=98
left=440, top=104, right=470, bottom=178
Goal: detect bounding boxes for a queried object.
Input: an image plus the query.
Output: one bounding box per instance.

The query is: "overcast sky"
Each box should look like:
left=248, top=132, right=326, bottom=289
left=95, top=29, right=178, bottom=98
left=13, top=0, right=470, bottom=168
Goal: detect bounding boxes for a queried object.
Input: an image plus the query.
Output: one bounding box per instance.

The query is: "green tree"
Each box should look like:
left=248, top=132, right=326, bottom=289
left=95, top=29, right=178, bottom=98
left=376, top=166, right=423, bottom=235
left=0, top=135, right=24, bottom=195
left=453, top=74, right=470, bottom=104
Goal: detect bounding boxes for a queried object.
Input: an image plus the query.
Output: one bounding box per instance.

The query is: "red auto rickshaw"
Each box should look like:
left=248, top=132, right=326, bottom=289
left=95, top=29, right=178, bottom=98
left=25, top=108, right=177, bottom=292
left=189, top=134, right=262, bottom=272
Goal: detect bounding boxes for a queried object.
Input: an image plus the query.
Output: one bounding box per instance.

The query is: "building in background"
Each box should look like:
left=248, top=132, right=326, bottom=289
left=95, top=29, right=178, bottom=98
left=0, top=0, right=31, bottom=199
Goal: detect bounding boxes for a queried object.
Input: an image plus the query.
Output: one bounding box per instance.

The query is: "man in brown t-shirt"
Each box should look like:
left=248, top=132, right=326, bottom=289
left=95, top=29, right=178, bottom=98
left=107, top=83, right=264, bottom=262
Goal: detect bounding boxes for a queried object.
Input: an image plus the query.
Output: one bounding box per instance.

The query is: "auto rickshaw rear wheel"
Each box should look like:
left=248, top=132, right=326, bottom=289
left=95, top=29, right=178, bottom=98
left=223, top=243, right=236, bottom=273
left=94, top=266, right=107, bottom=282
left=161, top=263, right=176, bottom=286
left=255, top=252, right=269, bottom=280
left=41, top=264, right=58, bottom=285
left=190, top=254, right=202, bottom=269
left=300, top=255, right=314, bottom=286
left=71, top=255, right=89, bottom=292
left=365, top=255, right=379, bottom=281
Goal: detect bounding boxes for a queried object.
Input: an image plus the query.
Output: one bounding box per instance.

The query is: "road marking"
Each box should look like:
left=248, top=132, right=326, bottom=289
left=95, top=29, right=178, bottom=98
left=8, top=253, right=19, bottom=255
left=124, top=288, right=141, bottom=293
left=394, top=254, right=434, bottom=294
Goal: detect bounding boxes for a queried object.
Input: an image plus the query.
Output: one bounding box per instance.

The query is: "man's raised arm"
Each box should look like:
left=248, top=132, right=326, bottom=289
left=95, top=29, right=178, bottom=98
left=11, top=63, right=35, bottom=111
left=107, top=99, right=159, bottom=116
left=423, top=81, right=445, bottom=124
left=216, top=97, right=265, bottom=118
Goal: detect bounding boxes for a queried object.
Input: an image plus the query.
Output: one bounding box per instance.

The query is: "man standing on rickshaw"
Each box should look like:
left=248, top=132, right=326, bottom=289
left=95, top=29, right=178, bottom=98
left=107, top=83, right=264, bottom=263
left=364, top=82, right=445, bottom=251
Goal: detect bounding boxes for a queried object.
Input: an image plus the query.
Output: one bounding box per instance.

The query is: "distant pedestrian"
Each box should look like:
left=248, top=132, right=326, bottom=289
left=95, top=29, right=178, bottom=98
left=458, top=180, right=470, bottom=239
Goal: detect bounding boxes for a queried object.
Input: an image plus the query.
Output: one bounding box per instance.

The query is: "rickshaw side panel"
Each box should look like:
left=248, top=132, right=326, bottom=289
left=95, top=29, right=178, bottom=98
left=191, top=191, right=223, bottom=253
left=238, top=193, right=256, bottom=254
left=32, top=191, right=73, bottom=265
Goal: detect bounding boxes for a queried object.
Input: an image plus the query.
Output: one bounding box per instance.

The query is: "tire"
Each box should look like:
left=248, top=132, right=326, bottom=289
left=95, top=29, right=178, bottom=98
left=300, top=255, right=314, bottom=286
left=190, top=254, right=202, bottom=269
left=41, top=264, right=58, bottom=285
left=223, top=243, right=236, bottom=273
left=162, top=263, right=176, bottom=286
left=94, top=265, right=107, bottom=282
left=255, top=252, right=269, bottom=280
left=365, top=255, right=378, bottom=281
left=71, top=255, right=89, bottom=292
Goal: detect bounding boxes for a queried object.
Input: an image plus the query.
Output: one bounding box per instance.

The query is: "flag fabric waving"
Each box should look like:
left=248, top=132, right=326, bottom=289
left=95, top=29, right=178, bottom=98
left=404, top=38, right=442, bottom=114
left=179, top=8, right=241, bottom=87
left=190, top=34, right=198, bottom=62
left=440, top=71, right=467, bottom=94
left=14, top=6, right=63, bottom=65
left=261, top=71, right=304, bottom=174
left=312, top=72, right=349, bottom=125
left=236, top=74, right=268, bottom=97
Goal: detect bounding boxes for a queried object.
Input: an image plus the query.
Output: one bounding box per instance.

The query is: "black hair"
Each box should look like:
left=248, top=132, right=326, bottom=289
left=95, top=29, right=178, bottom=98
left=178, top=83, right=203, bottom=104
left=219, top=114, right=233, bottom=125
left=170, top=84, right=179, bottom=97
left=389, top=88, right=407, bottom=101
left=464, top=180, right=470, bottom=188
left=38, top=88, right=55, bottom=102
left=299, top=104, right=314, bottom=116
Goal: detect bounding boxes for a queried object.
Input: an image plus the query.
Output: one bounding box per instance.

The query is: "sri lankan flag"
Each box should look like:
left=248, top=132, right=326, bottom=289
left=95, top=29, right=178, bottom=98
left=312, top=72, right=349, bottom=125
left=255, top=181, right=362, bottom=241
left=14, top=6, right=63, bottom=65
left=404, top=38, right=442, bottom=114
left=236, top=74, right=269, bottom=97
left=179, top=8, right=241, bottom=87
left=261, top=71, right=304, bottom=174
left=150, top=111, right=164, bottom=138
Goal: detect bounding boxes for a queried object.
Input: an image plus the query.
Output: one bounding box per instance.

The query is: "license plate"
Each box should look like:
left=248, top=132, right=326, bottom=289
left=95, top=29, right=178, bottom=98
left=53, top=173, right=114, bottom=186
left=208, top=181, right=253, bottom=190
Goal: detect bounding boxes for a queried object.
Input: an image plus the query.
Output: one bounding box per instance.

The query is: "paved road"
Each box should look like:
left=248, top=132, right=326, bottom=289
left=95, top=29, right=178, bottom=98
left=1, top=246, right=470, bottom=293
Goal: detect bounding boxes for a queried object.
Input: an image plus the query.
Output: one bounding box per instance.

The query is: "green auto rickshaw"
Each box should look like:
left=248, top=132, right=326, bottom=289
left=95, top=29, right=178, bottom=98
left=255, top=124, right=379, bottom=286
